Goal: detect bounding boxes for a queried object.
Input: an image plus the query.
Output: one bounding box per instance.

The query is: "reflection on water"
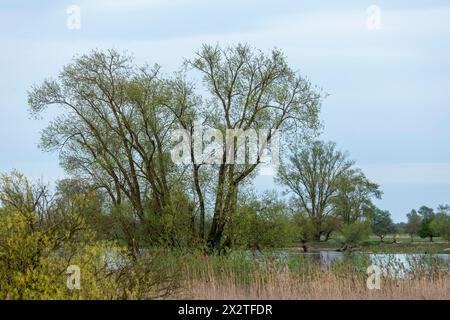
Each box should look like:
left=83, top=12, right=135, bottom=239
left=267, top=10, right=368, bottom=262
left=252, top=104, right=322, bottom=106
left=316, top=251, right=449, bottom=264
left=281, top=251, right=450, bottom=277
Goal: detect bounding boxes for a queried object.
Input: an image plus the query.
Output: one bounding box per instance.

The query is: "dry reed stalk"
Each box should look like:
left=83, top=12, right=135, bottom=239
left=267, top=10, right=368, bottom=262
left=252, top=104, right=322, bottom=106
left=181, top=266, right=450, bottom=300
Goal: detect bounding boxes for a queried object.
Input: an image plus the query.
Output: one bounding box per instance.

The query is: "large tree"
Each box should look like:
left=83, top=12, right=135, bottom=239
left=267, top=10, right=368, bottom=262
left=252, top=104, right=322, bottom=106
left=276, top=140, right=353, bottom=240
left=28, top=49, right=197, bottom=246
left=29, top=45, right=323, bottom=250
left=183, top=44, right=322, bottom=249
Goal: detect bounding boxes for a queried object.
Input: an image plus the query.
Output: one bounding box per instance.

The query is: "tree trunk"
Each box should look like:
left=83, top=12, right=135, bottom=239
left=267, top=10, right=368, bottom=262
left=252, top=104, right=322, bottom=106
left=207, top=165, right=226, bottom=249
left=301, top=241, right=309, bottom=252
left=208, top=181, right=239, bottom=250
left=193, top=165, right=205, bottom=239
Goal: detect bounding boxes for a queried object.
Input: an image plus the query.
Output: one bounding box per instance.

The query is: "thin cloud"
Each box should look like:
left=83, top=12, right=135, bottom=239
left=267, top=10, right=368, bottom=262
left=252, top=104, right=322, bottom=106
left=360, top=162, right=450, bottom=185
left=79, top=0, right=212, bottom=12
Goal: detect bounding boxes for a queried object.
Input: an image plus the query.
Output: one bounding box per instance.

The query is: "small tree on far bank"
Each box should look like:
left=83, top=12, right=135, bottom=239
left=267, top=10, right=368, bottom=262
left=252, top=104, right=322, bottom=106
left=405, top=210, right=422, bottom=242
left=337, top=221, right=371, bottom=251
left=430, top=205, right=450, bottom=243
left=417, top=206, right=437, bottom=242
left=372, top=208, right=394, bottom=242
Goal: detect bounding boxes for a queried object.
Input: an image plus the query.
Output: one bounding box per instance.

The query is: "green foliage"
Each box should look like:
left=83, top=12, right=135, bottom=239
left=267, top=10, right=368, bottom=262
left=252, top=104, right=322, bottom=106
left=226, top=193, right=296, bottom=249
left=372, top=208, right=394, bottom=241
left=277, top=140, right=353, bottom=240
left=417, top=206, right=437, bottom=241
left=0, top=172, right=181, bottom=299
left=418, top=218, right=436, bottom=241
left=405, top=209, right=422, bottom=239
left=332, top=169, right=381, bottom=225
left=0, top=208, right=118, bottom=299
left=320, top=215, right=342, bottom=241
left=418, top=205, right=435, bottom=219
left=28, top=45, right=324, bottom=250
left=337, top=221, right=371, bottom=251
left=292, top=212, right=318, bottom=242
left=430, top=212, right=450, bottom=242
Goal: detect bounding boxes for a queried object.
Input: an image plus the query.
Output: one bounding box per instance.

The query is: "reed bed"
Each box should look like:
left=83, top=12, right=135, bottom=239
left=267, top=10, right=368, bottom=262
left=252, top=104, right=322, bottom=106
left=175, top=251, right=450, bottom=300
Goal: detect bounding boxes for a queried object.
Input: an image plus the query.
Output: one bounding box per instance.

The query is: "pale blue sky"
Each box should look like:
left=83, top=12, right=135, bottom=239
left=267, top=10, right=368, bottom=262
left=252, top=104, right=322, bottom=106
left=1, top=0, right=450, bottom=221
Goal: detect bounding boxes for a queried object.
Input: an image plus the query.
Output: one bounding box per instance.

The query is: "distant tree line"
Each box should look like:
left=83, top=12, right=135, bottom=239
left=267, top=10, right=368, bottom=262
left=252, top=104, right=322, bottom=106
left=402, top=205, right=450, bottom=242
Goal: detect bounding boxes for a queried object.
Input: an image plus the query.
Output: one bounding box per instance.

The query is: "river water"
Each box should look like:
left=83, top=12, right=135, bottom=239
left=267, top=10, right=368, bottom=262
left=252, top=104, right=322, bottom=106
left=277, top=251, right=450, bottom=277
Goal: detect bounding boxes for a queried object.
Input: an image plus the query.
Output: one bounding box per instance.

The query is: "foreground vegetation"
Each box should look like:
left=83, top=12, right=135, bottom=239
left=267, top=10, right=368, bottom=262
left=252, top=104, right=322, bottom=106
left=180, top=252, right=450, bottom=299
left=1, top=44, right=450, bottom=299
left=1, top=177, right=448, bottom=300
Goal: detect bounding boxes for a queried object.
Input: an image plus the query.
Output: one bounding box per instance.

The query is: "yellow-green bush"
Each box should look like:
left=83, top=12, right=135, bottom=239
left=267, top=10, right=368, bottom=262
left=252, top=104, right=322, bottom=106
left=0, top=211, right=119, bottom=299
left=0, top=210, right=182, bottom=299
left=0, top=172, right=181, bottom=300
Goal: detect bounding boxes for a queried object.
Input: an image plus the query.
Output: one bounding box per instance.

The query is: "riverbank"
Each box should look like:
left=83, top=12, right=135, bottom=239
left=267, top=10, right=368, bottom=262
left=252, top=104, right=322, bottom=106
left=289, top=237, right=450, bottom=254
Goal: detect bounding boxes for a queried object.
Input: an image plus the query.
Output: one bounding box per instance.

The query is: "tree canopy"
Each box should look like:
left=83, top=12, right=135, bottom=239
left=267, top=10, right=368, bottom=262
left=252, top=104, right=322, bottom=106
left=28, top=45, right=323, bottom=250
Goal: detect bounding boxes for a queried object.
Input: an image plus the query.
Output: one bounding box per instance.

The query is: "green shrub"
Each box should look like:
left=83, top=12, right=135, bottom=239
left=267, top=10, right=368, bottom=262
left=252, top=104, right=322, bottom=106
left=337, top=221, right=371, bottom=250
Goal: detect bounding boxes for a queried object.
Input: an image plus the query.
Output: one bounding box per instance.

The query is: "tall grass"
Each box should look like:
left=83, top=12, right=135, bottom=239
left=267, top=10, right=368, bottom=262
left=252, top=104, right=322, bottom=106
left=174, top=251, right=450, bottom=300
